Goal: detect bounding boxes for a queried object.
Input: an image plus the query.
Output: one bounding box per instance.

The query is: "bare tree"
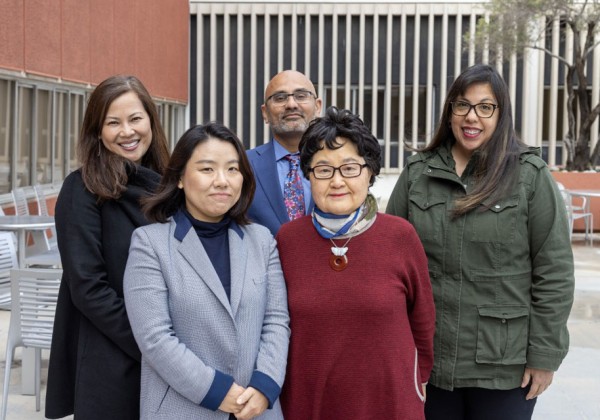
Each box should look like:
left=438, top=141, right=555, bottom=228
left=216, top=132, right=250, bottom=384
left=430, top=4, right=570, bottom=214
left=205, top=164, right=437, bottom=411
left=472, top=0, right=600, bottom=170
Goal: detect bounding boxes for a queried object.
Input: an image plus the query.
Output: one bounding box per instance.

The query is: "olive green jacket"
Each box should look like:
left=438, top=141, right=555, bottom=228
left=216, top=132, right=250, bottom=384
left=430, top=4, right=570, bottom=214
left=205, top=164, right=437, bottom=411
left=386, top=144, right=574, bottom=391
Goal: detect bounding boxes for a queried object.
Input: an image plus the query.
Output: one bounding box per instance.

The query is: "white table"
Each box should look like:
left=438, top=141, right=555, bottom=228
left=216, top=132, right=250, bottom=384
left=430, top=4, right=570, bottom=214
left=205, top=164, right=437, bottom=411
left=0, top=215, right=56, bottom=395
left=569, top=189, right=600, bottom=199
left=0, top=215, right=56, bottom=268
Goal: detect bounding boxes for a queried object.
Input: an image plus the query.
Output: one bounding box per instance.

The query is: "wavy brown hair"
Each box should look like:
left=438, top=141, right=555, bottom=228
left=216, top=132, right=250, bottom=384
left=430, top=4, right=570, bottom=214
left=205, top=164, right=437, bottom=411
left=78, top=75, right=170, bottom=201
left=143, top=123, right=256, bottom=225
left=421, top=64, right=528, bottom=217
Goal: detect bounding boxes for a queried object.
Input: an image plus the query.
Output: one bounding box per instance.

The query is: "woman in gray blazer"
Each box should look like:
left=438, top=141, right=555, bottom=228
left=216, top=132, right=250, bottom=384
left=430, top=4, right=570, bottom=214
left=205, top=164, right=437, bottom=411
left=124, top=123, right=290, bottom=420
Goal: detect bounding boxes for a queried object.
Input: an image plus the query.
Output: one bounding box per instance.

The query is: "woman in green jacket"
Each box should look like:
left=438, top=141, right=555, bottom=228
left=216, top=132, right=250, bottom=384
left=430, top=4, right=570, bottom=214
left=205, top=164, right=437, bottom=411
left=386, top=64, right=574, bottom=420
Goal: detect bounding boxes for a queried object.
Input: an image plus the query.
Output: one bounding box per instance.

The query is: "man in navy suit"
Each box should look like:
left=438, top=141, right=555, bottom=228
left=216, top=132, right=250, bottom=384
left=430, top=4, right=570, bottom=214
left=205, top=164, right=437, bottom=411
left=247, top=70, right=323, bottom=235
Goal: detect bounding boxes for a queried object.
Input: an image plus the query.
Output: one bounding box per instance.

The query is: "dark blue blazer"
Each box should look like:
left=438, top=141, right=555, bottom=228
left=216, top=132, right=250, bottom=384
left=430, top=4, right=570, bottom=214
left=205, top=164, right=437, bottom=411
left=247, top=141, right=313, bottom=236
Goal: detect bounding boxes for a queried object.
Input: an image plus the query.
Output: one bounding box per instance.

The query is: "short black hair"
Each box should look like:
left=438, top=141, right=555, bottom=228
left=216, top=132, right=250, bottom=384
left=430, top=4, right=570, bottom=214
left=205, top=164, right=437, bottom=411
left=299, top=106, right=381, bottom=185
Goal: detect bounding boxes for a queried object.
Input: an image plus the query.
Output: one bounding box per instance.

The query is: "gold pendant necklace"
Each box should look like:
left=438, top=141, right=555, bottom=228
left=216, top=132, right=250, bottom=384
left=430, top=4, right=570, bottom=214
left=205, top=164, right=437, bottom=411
left=329, top=237, right=352, bottom=271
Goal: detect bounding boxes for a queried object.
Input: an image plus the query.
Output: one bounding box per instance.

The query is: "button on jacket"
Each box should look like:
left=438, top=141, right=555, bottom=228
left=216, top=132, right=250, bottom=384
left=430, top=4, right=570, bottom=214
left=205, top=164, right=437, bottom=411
left=386, top=144, right=574, bottom=391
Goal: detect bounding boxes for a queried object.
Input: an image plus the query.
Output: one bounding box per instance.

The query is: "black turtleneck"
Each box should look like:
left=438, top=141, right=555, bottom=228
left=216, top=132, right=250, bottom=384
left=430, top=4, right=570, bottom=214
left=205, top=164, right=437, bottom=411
left=182, top=208, right=232, bottom=300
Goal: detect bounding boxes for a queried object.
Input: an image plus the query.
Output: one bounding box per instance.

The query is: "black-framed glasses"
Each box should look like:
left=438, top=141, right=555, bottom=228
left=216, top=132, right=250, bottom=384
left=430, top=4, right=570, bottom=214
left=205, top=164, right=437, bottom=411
left=266, top=90, right=315, bottom=105
left=451, top=101, right=499, bottom=118
left=309, top=163, right=368, bottom=179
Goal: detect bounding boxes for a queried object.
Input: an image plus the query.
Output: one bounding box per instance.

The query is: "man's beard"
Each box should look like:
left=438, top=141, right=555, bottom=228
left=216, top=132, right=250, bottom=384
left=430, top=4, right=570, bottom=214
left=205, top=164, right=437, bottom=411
left=271, top=120, right=309, bottom=136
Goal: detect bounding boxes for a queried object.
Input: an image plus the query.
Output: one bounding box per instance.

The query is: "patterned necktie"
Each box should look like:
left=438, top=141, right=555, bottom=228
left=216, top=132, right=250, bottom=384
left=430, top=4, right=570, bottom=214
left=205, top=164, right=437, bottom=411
left=283, top=155, right=305, bottom=220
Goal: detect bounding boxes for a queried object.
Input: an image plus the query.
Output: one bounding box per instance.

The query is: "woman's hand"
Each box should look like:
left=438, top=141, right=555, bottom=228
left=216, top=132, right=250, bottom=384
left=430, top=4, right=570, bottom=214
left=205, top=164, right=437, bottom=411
left=521, top=367, right=554, bottom=400
left=218, top=383, right=246, bottom=414
left=234, top=387, right=268, bottom=420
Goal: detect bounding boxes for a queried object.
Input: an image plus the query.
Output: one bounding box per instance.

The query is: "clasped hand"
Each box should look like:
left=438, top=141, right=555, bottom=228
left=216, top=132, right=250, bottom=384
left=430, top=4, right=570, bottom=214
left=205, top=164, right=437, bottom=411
left=218, top=383, right=268, bottom=420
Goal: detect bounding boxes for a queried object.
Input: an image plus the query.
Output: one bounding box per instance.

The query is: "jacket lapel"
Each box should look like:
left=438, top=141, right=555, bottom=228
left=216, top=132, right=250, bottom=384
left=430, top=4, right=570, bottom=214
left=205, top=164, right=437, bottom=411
left=254, top=143, right=289, bottom=224
left=229, top=228, right=247, bottom=318
left=177, top=228, right=233, bottom=318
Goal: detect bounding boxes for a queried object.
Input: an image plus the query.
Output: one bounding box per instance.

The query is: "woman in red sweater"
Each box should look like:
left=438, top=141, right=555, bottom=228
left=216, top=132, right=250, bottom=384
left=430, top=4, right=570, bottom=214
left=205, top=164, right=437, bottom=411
left=276, top=106, right=435, bottom=420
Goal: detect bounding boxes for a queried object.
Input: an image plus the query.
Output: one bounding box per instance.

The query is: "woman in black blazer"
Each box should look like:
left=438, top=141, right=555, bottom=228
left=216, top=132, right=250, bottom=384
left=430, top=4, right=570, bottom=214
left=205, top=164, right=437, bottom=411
left=45, top=75, right=170, bottom=420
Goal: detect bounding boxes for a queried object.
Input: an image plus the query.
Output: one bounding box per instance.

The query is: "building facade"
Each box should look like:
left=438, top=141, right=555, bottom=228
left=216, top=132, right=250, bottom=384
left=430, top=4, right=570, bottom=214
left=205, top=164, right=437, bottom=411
left=189, top=0, right=600, bottom=175
left=2, top=0, right=598, bottom=195
left=0, top=0, right=189, bottom=194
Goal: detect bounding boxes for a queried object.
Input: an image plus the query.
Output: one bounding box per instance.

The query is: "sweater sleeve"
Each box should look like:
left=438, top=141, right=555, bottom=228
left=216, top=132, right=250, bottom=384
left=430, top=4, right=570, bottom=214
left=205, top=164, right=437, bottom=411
left=526, top=166, right=574, bottom=371
left=399, top=220, right=436, bottom=383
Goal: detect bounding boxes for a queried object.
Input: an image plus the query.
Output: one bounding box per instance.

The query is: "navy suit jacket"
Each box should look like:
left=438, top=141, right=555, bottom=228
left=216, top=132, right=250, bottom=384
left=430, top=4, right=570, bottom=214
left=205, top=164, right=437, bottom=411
left=247, top=141, right=313, bottom=235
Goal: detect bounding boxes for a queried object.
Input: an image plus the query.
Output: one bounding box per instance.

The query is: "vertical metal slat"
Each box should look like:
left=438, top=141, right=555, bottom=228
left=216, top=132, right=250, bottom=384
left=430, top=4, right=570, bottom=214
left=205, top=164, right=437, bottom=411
left=371, top=11, right=379, bottom=137
left=384, top=11, right=393, bottom=171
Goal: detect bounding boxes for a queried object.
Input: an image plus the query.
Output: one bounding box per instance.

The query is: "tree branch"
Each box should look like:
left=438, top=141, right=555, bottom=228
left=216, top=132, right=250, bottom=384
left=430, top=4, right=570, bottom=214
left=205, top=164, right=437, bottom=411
left=524, top=45, right=572, bottom=66
left=581, top=101, right=600, bottom=134
left=584, top=38, right=600, bottom=58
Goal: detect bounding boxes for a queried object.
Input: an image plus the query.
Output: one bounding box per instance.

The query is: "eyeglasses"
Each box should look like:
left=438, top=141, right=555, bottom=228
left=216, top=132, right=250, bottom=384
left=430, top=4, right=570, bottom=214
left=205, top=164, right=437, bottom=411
left=266, top=90, right=315, bottom=105
left=451, top=101, right=499, bottom=118
left=309, top=163, right=368, bottom=179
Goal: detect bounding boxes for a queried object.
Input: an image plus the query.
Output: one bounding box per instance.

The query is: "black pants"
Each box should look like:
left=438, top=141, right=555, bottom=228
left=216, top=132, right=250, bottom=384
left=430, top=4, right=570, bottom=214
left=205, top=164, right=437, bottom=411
left=425, top=384, right=537, bottom=420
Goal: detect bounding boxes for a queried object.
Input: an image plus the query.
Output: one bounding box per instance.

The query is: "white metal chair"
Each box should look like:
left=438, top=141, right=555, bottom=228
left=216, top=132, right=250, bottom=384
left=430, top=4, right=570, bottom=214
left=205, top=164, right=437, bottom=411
left=32, top=185, right=57, bottom=250
left=0, top=232, right=18, bottom=310
left=557, top=182, right=594, bottom=244
left=11, top=187, right=61, bottom=268
left=25, top=185, right=62, bottom=268
left=1, top=268, right=62, bottom=419
left=11, top=187, right=45, bottom=253
left=10, top=188, right=30, bottom=217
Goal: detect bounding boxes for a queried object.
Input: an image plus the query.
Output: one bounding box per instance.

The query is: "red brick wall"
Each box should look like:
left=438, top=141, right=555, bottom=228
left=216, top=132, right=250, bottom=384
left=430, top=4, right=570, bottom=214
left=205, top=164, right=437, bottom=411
left=0, top=0, right=189, bottom=102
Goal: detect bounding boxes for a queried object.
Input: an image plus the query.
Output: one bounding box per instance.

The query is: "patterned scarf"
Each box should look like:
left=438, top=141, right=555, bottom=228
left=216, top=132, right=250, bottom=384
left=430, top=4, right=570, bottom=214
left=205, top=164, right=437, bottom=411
left=312, top=193, right=378, bottom=239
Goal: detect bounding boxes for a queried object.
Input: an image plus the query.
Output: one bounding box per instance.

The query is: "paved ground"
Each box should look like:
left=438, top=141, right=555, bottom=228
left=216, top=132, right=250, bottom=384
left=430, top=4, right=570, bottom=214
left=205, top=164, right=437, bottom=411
left=0, top=236, right=598, bottom=419
left=532, top=237, right=600, bottom=420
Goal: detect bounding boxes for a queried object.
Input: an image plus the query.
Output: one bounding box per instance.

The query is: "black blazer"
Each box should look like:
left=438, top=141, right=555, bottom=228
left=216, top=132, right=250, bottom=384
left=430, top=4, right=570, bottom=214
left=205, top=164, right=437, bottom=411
left=45, top=166, right=160, bottom=420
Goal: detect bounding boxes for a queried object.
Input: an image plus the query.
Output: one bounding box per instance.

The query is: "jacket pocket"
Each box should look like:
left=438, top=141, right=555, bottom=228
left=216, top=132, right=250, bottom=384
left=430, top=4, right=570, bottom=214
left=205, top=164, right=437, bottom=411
left=471, top=195, right=520, bottom=243
left=252, top=274, right=267, bottom=284
left=475, top=305, right=529, bottom=365
left=408, top=194, right=447, bottom=241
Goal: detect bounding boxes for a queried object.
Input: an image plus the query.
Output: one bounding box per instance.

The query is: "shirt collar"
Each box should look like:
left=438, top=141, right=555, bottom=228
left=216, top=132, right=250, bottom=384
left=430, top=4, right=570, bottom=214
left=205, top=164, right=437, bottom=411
left=273, top=139, right=298, bottom=161
left=173, top=208, right=243, bottom=241
left=437, top=141, right=454, bottom=167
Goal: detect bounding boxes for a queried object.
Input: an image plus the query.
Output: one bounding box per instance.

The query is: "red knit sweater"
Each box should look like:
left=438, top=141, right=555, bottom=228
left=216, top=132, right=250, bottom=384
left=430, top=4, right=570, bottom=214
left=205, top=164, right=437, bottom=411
left=276, top=213, right=435, bottom=420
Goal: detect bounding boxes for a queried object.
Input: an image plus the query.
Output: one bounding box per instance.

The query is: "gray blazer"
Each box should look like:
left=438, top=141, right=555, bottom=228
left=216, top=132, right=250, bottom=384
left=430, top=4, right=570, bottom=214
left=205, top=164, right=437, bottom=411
left=124, top=217, right=290, bottom=420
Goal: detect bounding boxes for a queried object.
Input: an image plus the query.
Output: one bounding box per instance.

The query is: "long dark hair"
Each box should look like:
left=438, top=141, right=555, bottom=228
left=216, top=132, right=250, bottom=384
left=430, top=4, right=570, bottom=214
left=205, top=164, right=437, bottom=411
left=78, top=75, right=170, bottom=201
left=299, top=106, right=382, bottom=186
left=143, top=123, right=256, bottom=224
left=422, top=64, right=527, bottom=216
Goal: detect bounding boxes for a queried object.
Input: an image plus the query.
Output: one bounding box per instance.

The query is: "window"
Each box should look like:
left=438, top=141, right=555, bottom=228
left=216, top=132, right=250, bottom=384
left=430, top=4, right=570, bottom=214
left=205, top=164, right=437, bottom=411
left=0, top=78, right=87, bottom=191
left=36, top=89, right=52, bottom=183
left=17, top=85, right=33, bottom=187
left=68, top=92, right=84, bottom=174
left=0, top=75, right=186, bottom=192
left=0, top=79, right=13, bottom=193
left=158, top=102, right=186, bottom=149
